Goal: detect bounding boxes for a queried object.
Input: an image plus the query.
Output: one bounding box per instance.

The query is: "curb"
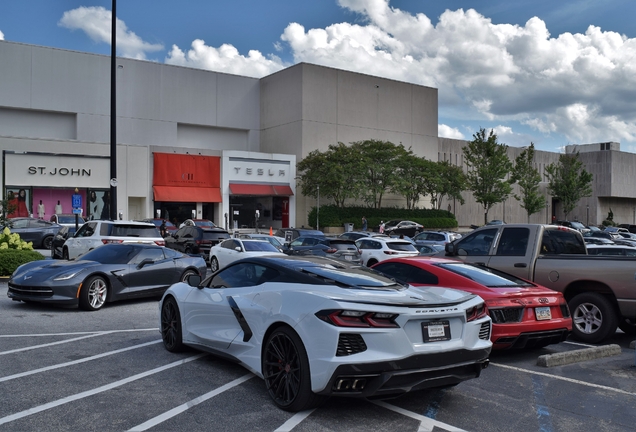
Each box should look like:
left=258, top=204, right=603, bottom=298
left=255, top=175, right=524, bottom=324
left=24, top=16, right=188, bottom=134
left=537, top=344, right=622, bottom=367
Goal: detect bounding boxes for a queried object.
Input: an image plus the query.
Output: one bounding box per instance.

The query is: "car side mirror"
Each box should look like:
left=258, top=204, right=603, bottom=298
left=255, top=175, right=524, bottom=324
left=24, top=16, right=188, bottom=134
left=187, top=274, right=202, bottom=287
left=235, top=246, right=242, bottom=252
left=137, top=258, right=154, bottom=269
left=445, top=242, right=457, bottom=256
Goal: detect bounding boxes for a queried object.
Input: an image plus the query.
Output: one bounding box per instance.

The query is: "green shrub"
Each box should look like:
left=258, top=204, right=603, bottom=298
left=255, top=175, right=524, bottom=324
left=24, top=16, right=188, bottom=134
left=306, top=205, right=458, bottom=230
left=0, top=249, right=45, bottom=276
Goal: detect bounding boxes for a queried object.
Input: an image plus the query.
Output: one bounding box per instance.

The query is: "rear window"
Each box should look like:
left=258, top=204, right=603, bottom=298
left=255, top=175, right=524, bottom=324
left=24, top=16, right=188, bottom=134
left=439, top=262, right=533, bottom=287
left=301, top=265, right=406, bottom=289
left=387, top=242, right=418, bottom=252
left=541, top=228, right=586, bottom=254
left=101, top=224, right=160, bottom=237
left=330, top=242, right=358, bottom=251
left=243, top=241, right=279, bottom=252
left=202, top=231, right=230, bottom=240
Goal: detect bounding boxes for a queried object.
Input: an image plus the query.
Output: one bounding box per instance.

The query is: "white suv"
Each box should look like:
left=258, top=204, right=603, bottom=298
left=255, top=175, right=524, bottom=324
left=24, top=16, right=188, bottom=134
left=63, top=220, right=165, bottom=259
left=355, top=237, right=419, bottom=267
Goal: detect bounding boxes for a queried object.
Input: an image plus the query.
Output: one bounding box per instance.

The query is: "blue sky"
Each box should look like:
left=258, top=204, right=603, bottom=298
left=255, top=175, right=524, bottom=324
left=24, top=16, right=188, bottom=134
left=1, top=0, right=635, bottom=153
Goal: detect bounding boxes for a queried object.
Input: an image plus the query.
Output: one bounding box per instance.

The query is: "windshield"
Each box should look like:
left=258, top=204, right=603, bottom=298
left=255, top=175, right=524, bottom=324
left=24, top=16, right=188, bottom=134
left=438, top=262, right=533, bottom=287
left=80, top=244, right=140, bottom=264
left=301, top=265, right=406, bottom=289
left=387, top=242, right=418, bottom=252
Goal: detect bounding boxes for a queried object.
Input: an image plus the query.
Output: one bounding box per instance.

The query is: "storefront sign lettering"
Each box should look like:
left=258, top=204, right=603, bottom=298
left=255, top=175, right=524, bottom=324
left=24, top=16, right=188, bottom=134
left=28, top=166, right=92, bottom=176
left=233, top=167, right=285, bottom=176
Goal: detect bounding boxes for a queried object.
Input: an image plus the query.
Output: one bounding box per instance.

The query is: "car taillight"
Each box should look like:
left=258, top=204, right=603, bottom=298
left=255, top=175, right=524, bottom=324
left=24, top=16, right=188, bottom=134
left=315, top=310, right=399, bottom=328
left=155, top=240, right=165, bottom=246
left=102, top=239, right=123, bottom=244
left=466, top=303, right=488, bottom=322
left=383, top=250, right=399, bottom=255
left=326, top=248, right=337, bottom=253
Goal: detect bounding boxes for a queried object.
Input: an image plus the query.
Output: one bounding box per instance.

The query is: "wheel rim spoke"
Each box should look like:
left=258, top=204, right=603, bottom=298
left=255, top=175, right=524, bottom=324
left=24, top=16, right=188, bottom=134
left=265, top=333, right=300, bottom=405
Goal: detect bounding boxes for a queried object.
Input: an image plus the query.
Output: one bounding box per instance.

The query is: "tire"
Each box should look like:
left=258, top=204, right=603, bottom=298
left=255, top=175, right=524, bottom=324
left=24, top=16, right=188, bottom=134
left=180, top=269, right=197, bottom=283
left=618, top=317, right=636, bottom=335
left=161, top=297, right=185, bottom=352
left=366, top=259, right=378, bottom=267
left=42, top=236, right=53, bottom=250
left=570, top=292, right=618, bottom=343
left=78, top=275, right=108, bottom=311
left=62, top=248, right=70, bottom=260
left=210, top=256, right=219, bottom=273
left=184, top=246, right=192, bottom=255
left=262, top=326, right=326, bottom=412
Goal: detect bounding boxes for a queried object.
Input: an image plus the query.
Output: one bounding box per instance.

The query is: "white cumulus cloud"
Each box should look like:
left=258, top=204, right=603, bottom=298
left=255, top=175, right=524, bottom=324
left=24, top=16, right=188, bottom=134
left=0, top=30, right=4, bottom=40
left=438, top=124, right=465, bottom=140
left=58, top=6, right=163, bottom=60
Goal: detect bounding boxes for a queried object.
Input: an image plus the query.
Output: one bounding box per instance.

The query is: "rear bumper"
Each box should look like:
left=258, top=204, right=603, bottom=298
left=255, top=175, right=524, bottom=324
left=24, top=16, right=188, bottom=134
left=493, top=328, right=570, bottom=349
left=316, top=348, right=490, bottom=398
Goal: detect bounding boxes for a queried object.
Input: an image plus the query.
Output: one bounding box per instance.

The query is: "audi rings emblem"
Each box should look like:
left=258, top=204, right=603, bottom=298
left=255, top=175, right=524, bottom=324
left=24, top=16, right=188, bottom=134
left=538, top=298, right=549, bottom=304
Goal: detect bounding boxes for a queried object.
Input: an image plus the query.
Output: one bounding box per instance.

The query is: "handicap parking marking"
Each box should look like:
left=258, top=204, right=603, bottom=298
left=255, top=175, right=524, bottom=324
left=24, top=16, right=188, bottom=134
left=373, top=401, right=467, bottom=432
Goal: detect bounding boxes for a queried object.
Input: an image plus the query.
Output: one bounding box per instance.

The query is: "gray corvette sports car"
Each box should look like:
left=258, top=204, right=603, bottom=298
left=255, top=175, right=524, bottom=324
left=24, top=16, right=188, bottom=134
left=8, top=244, right=207, bottom=311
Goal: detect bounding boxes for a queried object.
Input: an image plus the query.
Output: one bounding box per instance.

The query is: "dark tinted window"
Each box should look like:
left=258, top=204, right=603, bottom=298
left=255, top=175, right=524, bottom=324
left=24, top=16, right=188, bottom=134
left=374, top=262, right=439, bottom=285
left=77, top=222, right=97, bottom=237
left=164, top=247, right=184, bottom=259
left=439, top=262, right=533, bottom=287
left=496, top=227, right=530, bottom=256
left=108, top=224, right=161, bottom=237
left=209, top=263, right=276, bottom=288
left=455, top=228, right=498, bottom=256
left=387, top=242, right=418, bottom=252
left=541, top=228, right=586, bottom=254
left=130, top=248, right=165, bottom=265
left=80, top=244, right=139, bottom=264
left=242, top=241, right=279, bottom=252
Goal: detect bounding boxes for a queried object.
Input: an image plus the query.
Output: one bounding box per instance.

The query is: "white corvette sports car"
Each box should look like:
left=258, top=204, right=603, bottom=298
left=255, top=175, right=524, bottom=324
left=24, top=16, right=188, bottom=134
left=159, top=256, right=492, bottom=411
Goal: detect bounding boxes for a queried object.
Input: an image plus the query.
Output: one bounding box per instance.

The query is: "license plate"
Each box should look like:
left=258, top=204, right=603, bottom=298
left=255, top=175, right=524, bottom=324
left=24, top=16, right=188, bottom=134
left=422, top=320, right=451, bottom=342
left=344, top=255, right=352, bottom=261
left=535, top=306, right=552, bottom=321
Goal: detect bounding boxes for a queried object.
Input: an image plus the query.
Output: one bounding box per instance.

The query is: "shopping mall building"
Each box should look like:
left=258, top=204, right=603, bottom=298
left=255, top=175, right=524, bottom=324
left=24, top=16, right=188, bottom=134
left=2, top=39, right=636, bottom=228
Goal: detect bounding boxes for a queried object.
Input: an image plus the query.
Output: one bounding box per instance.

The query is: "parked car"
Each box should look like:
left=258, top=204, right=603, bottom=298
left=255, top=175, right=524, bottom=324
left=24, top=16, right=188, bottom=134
left=208, top=238, right=286, bottom=271
left=373, top=257, right=572, bottom=350
left=486, top=220, right=505, bottom=225
left=355, top=236, right=419, bottom=267
left=50, top=225, right=78, bottom=259
left=338, top=231, right=388, bottom=241
left=286, top=236, right=362, bottom=264
left=583, top=236, right=615, bottom=245
left=49, top=214, right=85, bottom=228
left=165, top=226, right=230, bottom=260
left=274, top=228, right=325, bottom=243
left=441, top=223, right=636, bottom=342
left=62, top=220, right=165, bottom=260
left=557, top=220, right=591, bottom=235
left=618, top=224, right=636, bottom=234
left=180, top=218, right=217, bottom=228
left=239, top=233, right=289, bottom=253
left=413, top=230, right=462, bottom=247
left=416, top=243, right=446, bottom=256
left=138, top=218, right=178, bottom=235
left=5, top=217, right=61, bottom=249
left=382, top=220, right=423, bottom=237
left=8, top=244, right=206, bottom=311
left=586, top=244, right=636, bottom=256
left=159, top=255, right=492, bottom=411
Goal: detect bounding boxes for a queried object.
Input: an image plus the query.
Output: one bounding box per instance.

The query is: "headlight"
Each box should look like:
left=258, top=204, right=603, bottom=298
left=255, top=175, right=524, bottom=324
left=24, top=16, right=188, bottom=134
left=53, top=270, right=83, bottom=281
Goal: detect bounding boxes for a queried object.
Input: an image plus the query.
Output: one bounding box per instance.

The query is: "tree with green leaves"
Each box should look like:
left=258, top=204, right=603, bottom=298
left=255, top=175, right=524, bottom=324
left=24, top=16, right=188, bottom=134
left=296, top=143, right=363, bottom=207
left=392, top=155, right=436, bottom=210
left=351, top=139, right=411, bottom=208
left=545, top=151, right=593, bottom=220
left=429, top=160, right=467, bottom=210
left=510, top=143, right=546, bottom=222
left=463, top=128, right=513, bottom=224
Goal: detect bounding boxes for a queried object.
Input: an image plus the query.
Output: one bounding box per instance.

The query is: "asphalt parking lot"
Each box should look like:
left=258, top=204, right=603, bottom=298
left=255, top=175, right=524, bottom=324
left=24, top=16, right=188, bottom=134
left=1, top=251, right=636, bottom=431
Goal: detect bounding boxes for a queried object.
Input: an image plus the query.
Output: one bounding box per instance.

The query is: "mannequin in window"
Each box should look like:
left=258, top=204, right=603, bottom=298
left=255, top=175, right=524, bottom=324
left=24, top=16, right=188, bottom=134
left=55, top=200, right=63, bottom=215
left=38, top=200, right=45, bottom=219
left=16, top=189, right=29, bottom=217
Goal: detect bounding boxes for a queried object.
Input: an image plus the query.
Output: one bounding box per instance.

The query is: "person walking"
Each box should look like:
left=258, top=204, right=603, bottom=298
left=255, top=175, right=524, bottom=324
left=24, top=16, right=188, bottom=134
left=379, top=221, right=385, bottom=234
left=362, top=216, right=368, bottom=232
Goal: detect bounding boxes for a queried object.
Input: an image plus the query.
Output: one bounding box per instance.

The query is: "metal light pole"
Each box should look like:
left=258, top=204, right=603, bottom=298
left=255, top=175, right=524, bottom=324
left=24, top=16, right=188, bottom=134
left=545, top=200, right=549, bottom=224
left=109, top=0, right=118, bottom=220
left=586, top=205, right=589, bottom=226
left=316, top=185, right=320, bottom=230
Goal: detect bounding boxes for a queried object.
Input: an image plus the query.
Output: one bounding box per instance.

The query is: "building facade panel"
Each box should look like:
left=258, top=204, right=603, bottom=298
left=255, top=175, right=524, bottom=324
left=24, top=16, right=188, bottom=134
left=0, top=42, right=32, bottom=108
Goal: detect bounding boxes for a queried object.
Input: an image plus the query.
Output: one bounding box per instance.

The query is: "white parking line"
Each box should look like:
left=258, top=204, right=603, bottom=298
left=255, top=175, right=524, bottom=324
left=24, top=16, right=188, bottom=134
left=0, top=340, right=162, bottom=383
left=0, top=328, right=159, bottom=338
left=0, top=353, right=207, bottom=426
left=490, top=363, right=636, bottom=396
left=0, top=329, right=159, bottom=356
left=128, top=373, right=254, bottom=431
left=273, top=409, right=317, bottom=432
left=373, top=401, right=467, bottom=432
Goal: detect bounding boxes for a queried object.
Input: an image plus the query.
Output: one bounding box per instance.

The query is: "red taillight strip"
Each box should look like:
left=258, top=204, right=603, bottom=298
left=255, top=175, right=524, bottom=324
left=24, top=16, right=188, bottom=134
left=316, top=310, right=399, bottom=328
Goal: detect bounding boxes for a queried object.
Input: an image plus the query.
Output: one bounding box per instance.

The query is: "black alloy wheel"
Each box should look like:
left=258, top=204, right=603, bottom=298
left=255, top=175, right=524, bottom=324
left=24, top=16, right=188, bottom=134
left=161, top=297, right=184, bottom=352
left=42, top=236, right=53, bottom=250
left=262, top=326, right=325, bottom=412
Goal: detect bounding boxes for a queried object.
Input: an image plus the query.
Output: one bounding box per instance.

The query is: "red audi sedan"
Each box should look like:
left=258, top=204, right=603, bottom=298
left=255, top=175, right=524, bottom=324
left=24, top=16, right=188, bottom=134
left=373, top=257, right=572, bottom=350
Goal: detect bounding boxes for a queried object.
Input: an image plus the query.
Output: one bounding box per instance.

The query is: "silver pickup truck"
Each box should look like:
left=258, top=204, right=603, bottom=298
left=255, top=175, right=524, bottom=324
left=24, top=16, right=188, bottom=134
left=442, top=223, right=636, bottom=343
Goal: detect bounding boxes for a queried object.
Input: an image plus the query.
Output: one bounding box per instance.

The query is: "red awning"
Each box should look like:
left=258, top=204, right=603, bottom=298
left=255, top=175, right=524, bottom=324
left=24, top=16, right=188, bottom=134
left=153, top=186, right=222, bottom=203
left=229, top=183, right=293, bottom=196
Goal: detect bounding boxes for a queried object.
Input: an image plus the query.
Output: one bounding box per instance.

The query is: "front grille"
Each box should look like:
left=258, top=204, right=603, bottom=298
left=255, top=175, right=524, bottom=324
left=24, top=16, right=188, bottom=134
left=490, top=307, right=524, bottom=323
left=8, top=283, right=54, bottom=298
left=560, top=304, right=571, bottom=318
left=479, top=321, right=491, bottom=340
left=336, top=333, right=367, bottom=356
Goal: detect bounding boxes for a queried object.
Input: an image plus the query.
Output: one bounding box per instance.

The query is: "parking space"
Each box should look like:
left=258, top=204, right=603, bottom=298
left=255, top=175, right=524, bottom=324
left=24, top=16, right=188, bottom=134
left=1, top=281, right=635, bottom=431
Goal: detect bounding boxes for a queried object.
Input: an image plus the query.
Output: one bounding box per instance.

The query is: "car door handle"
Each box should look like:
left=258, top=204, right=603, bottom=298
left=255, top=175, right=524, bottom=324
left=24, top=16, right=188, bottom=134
left=514, top=263, right=527, bottom=268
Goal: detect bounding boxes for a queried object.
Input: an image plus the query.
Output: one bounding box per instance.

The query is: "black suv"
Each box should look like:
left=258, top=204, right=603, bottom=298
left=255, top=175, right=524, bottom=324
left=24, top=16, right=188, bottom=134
left=165, top=226, right=230, bottom=260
